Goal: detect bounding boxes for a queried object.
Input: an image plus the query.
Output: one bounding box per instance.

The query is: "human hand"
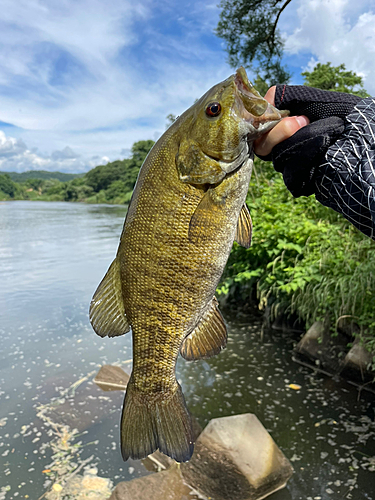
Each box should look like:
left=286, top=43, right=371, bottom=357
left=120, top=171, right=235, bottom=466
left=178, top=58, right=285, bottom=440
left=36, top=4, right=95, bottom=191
left=254, top=85, right=362, bottom=196
left=254, top=86, right=310, bottom=157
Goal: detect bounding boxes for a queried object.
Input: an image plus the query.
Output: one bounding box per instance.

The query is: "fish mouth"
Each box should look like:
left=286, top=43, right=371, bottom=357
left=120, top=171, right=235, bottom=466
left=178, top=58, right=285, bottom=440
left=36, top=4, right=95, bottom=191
left=234, top=67, right=289, bottom=127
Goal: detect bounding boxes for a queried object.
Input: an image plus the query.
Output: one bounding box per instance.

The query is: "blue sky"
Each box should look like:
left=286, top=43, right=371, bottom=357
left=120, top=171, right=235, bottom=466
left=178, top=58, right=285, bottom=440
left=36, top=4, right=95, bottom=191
left=0, top=0, right=374, bottom=173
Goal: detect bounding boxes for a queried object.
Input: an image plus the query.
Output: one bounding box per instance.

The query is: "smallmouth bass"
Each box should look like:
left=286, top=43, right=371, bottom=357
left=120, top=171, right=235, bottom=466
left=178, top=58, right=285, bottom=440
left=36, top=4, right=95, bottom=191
left=89, top=67, right=287, bottom=463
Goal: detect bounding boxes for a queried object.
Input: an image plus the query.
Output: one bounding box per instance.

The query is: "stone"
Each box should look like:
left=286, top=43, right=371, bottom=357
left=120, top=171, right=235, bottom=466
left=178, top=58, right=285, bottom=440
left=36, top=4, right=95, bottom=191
left=294, top=319, right=339, bottom=373
left=340, top=341, right=374, bottom=383
left=295, top=321, right=327, bottom=362
left=45, top=378, right=124, bottom=432
left=109, top=466, right=199, bottom=500
left=94, top=365, right=130, bottom=391
left=46, top=471, right=113, bottom=500
left=180, top=413, right=293, bottom=500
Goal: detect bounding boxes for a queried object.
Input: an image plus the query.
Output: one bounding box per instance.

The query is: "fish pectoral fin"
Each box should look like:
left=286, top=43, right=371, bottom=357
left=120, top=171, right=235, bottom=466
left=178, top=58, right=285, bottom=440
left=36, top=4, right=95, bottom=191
left=235, top=203, right=253, bottom=248
left=89, top=258, right=130, bottom=338
left=180, top=297, right=227, bottom=360
left=177, top=140, right=225, bottom=185
left=188, top=189, right=223, bottom=245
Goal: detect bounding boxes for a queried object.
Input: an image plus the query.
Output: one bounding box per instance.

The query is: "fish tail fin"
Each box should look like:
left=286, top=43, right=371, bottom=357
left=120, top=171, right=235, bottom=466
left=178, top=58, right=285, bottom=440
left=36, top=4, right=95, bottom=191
left=120, top=376, right=194, bottom=463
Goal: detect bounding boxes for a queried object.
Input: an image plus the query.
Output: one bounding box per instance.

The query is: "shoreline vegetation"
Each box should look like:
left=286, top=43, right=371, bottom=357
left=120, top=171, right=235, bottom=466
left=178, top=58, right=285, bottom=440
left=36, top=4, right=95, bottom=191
left=2, top=143, right=374, bottom=374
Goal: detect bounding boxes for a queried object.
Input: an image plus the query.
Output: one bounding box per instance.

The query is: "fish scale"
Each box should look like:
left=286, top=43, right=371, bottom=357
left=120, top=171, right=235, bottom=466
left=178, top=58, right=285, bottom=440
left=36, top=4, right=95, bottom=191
left=89, top=67, right=288, bottom=462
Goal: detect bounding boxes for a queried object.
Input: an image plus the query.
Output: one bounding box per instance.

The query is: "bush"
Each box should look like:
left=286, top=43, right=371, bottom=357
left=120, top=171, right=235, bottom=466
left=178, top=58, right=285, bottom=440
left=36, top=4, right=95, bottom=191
left=218, top=159, right=375, bottom=358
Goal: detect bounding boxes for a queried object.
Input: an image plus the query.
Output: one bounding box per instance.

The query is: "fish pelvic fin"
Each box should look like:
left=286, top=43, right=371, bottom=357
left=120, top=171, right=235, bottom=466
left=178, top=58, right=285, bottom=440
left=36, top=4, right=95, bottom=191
left=121, top=377, right=194, bottom=463
left=235, top=203, right=252, bottom=248
left=89, top=258, right=130, bottom=338
left=180, top=297, right=227, bottom=361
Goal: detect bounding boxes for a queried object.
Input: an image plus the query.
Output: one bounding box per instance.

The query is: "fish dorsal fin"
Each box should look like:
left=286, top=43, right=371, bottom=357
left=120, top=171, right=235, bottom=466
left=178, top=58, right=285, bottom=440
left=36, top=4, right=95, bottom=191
left=89, top=258, right=130, bottom=338
left=235, top=203, right=252, bottom=248
left=180, top=297, right=227, bottom=360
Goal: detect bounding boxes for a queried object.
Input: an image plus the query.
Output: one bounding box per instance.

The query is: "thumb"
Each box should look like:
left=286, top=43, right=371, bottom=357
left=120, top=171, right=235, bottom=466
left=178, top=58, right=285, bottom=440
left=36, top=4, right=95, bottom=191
left=254, top=115, right=310, bottom=157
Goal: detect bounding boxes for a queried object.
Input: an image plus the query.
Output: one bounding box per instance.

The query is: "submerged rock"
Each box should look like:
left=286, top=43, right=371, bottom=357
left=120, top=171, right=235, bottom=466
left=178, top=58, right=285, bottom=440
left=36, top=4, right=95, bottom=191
left=46, top=468, right=113, bottom=500
left=181, top=413, right=293, bottom=500
left=109, top=466, right=199, bottom=500
left=94, top=365, right=130, bottom=391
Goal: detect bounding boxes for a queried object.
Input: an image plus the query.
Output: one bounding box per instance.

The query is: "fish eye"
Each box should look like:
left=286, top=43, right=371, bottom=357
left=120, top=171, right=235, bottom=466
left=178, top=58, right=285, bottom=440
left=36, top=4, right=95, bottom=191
left=205, top=102, right=221, bottom=117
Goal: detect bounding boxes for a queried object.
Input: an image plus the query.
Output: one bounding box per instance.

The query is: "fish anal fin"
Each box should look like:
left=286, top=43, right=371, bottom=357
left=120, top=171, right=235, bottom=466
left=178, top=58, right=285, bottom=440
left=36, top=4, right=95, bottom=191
left=89, top=258, right=130, bottom=338
left=121, top=377, right=194, bottom=463
left=235, top=203, right=252, bottom=248
left=181, top=297, right=227, bottom=361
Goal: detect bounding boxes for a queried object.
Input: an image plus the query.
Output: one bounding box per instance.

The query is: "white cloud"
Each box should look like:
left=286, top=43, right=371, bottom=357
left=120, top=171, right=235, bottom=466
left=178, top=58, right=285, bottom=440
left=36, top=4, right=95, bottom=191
left=0, top=0, right=231, bottom=171
left=0, top=130, right=109, bottom=173
left=284, top=0, right=375, bottom=94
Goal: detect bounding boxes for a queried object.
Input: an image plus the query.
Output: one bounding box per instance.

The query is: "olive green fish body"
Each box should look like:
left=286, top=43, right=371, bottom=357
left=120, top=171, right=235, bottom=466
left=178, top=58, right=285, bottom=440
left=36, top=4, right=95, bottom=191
left=89, top=68, right=287, bottom=462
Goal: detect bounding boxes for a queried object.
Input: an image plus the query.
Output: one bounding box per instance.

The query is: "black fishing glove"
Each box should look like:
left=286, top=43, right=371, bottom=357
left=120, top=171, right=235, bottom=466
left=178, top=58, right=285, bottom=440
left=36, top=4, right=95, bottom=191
left=257, top=86, right=362, bottom=196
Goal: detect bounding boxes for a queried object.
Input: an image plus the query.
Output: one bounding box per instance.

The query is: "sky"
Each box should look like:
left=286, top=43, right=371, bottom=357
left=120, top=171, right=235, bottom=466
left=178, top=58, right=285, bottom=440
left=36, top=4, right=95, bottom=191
left=0, top=0, right=374, bottom=173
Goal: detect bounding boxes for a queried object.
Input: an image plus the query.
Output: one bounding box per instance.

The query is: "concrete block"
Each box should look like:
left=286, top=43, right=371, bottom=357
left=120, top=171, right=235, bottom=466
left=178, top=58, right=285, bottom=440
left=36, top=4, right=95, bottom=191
left=94, top=365, right=129, bottom=391
left=295, top=321, right=326, bottom=361
left=109, top=466, right=199, bottom=500
left=181, top=413, right=293, bottom=500
left=341, top=342, right=374, bottom=383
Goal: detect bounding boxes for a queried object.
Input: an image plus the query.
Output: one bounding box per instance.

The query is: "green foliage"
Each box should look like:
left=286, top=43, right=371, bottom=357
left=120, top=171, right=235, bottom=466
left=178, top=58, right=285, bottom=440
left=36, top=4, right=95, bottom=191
left=85, top=140, right=154, bottom=194
left=2, top=139, right=155, bottom=205
left=218, top=159, right=375, bottom=359
left=0, top=173, right=21, bottom=199
left=1, top=170, right=82, bottom=182
left=302, top=62, right=369, bottom=97
left=216, top=0, right=291, bottom=85
left=166, top=113, right=177, bottom=129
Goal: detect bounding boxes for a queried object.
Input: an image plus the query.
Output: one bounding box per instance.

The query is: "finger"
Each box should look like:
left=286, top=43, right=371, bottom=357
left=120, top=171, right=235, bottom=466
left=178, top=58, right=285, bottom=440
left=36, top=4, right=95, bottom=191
left=254, top=115, right=310, bottom=157
left=263, top=86, right=276, bottom=105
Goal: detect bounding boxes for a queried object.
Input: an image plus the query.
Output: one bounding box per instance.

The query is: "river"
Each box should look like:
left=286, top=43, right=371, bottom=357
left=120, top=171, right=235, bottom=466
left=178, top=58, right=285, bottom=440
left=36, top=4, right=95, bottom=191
left=0, top=201, right=374, bottom=500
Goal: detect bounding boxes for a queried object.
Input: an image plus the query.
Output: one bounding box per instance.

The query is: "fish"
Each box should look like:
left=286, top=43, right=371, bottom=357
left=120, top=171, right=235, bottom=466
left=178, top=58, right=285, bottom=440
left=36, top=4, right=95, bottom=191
left=89, top=67, right=287, bottom=463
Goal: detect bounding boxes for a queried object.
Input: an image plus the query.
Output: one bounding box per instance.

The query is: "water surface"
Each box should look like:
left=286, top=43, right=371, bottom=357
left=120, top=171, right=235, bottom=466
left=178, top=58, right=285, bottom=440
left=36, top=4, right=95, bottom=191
left=0, top=201, right=374, bottom=500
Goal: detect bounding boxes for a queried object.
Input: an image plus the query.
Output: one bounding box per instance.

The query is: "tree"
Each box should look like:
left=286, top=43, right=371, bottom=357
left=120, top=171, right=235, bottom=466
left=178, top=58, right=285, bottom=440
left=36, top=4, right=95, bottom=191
left=302, top=62, right=369, bottom=97
left=0, top=173, right=18, bottom=198
left=216, top=0, right=292, bottom=85
left=84, top=140, right=154, bottom=193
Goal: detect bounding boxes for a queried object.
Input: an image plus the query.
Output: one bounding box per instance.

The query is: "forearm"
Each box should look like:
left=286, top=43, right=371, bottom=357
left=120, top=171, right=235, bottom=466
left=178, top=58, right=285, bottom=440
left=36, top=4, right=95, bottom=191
left=313, top=97, right=375, bottom=239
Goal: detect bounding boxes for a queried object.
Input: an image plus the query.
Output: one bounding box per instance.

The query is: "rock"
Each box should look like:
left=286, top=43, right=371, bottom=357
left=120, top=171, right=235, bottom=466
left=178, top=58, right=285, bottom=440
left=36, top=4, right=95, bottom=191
left=46, top=471, right=113, bottom=500
left=109, top=466, right=199, bottom=500
left=295, top=320, right=327, bottom=361
left=180, top=414, right=293, bottom=500
left=294, top=319, right=341, bottom=373
left=46, top=380, right=123, bottom=432
left=340, top=341, right=374, bottom=383
left=94, top=365, right=130, bottom=391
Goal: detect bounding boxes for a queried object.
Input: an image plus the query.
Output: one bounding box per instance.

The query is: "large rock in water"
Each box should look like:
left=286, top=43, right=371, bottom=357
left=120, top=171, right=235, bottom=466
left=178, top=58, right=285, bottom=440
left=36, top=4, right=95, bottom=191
left=340, top=341, right=374, bottom=383
left=294, top=320, right=327, bottom=362
left=108, top=466, right=198, bottom=500
left=181, top=414, right=293, bottom=500
left=94, top=365, right=129, bottom=391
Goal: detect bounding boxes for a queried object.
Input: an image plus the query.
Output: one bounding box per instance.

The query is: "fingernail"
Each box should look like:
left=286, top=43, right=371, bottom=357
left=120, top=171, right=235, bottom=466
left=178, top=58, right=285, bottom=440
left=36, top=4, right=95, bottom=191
left=296, top=115, right=309, bottom=127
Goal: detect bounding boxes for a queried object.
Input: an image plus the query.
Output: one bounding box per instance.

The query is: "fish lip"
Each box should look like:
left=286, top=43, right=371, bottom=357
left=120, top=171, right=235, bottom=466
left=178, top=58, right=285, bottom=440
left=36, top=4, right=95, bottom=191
left=234, top=67, right=288, bottom=124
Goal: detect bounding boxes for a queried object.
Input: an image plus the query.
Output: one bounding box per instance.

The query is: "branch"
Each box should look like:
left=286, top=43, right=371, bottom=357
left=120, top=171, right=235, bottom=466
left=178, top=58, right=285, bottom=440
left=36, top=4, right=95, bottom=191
left=266, top=0, right=293, bottom=50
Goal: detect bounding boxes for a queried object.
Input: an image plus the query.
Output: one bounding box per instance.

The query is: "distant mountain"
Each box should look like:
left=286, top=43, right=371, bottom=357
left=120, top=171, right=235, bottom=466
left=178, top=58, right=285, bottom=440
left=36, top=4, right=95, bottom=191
left=0, top=170, right=83, bottom=182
